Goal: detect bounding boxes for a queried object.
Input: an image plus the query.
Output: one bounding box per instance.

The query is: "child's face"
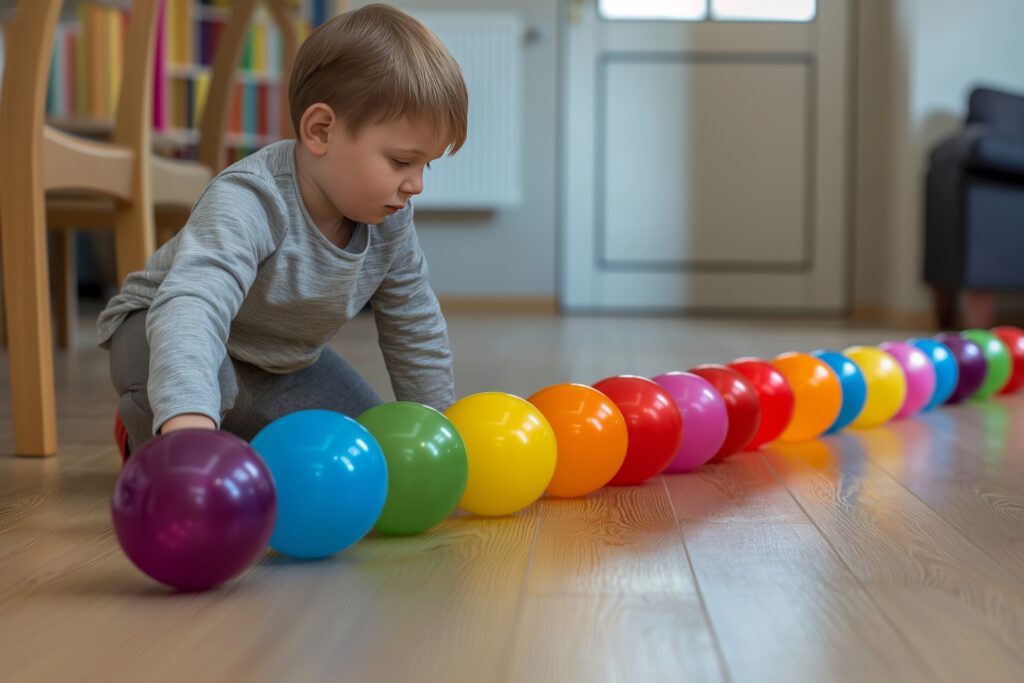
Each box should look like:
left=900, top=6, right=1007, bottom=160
left=322, top=115, right=449, bottom=225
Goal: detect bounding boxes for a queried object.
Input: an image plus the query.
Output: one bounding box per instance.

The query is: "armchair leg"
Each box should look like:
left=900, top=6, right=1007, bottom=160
left=932, top=287, right=958, bottom=330
left=963, top=290, right=995, bottom=329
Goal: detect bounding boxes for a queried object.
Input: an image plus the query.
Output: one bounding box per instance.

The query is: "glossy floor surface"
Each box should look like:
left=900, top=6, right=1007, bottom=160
left=2, top=311, right=1023, bottom=682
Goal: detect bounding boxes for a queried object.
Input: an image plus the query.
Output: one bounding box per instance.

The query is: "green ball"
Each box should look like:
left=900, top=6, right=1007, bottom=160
left=356, top=401, right=468, bottom=535
left=961, top=329, right=1012, bottom=399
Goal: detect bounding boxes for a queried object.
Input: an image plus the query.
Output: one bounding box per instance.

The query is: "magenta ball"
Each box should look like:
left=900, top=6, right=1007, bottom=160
left=878, top=341, right=937, bottom=418
left=652, top=372, right=728, bottom=473
left=111, top=430, right=277, bottom=591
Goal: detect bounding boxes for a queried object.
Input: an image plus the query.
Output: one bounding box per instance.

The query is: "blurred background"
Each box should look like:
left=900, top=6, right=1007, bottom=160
left=3, top=0, right=1024, bottom=332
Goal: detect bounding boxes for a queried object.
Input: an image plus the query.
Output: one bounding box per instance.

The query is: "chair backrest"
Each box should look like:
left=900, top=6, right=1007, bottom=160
left=0, top=0, right=159, bottom=198
left=197, top=0, right=302, bottom=173
left=113, top=0, right=161, bottom=154
left=968, top=86, right=1024, bottom=136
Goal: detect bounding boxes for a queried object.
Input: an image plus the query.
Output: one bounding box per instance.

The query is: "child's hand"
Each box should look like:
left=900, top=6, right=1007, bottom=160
left=160, top=413, right=217, bottom=434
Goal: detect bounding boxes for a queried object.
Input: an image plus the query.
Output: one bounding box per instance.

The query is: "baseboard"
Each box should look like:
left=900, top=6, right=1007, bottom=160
left=849, top=305, right=936, bottom=330
left=437, top=295, right=558, bottom=315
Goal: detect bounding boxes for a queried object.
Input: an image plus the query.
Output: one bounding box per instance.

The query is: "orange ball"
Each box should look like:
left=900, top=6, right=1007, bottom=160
left=771, top=352, right=842, bottom=443
left=528, top=383, right=628, bottom=497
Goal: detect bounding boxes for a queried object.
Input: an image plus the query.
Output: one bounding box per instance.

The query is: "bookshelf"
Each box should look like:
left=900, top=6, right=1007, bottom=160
left=44, top=0, right=344, bottom=164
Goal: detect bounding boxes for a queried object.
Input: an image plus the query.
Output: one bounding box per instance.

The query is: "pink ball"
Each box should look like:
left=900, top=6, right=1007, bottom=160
left=652, top=372, right=729, bottom=473
left=878, top=341, right=937, bottom=418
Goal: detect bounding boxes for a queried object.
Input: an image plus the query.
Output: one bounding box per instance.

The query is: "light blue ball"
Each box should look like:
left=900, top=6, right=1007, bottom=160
left=251, top=409, right=388, bottom=559
left=811, top=350, right=867, bottom=434
left=909, top=338, right=959, bottom=410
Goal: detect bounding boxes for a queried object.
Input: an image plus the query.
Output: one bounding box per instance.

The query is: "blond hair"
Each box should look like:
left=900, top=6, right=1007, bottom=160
left=288, top=4, right=468, bottom=156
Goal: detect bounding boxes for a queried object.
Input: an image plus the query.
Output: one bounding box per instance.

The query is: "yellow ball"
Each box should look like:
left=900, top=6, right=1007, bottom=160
left=444, top=392, right=557, bottom=516
left=843, top=346, right=907, bottom=428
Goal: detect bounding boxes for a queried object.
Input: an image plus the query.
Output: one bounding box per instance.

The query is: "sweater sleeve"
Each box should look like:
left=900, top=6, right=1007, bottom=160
left=370, top=211, right=456, bottom=412
left=145, top=173, right=278, bottom=433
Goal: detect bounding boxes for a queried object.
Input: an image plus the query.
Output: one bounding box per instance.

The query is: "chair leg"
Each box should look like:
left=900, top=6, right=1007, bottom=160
left=0, top=0, right=60, bottom=456
left=51, top=231, right=78, bottom=350
left=932, top=287, right=958, bottom=330
left=0, top=256, right=6, bottom=348
left=0, top=170, right=58, bottom=457
left=963, top=290, right=995, bottom=329
left=113, top=191, right=154, bottom=287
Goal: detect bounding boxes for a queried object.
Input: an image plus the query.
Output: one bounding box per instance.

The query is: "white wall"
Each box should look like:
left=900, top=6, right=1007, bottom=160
left=855, top=0, right=1024, bottom=315
left=377, top=0, right=559, bottom=298
left=379, top=0, right=1024, bottom=311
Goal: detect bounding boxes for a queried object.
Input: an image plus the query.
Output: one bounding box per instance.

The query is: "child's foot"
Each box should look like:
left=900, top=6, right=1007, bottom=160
left=114, top=410, right=130, bottom=464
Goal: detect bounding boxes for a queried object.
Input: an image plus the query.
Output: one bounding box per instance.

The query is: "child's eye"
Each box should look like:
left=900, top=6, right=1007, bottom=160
left=392, top=159, right=432, bottom=170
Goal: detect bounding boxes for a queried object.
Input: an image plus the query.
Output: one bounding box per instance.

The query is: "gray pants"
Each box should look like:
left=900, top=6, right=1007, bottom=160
left=109, top=310, right=383, bottom=452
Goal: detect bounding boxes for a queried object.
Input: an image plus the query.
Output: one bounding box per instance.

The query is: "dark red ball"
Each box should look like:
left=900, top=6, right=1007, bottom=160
left=689, top=364, right=761, bottom=460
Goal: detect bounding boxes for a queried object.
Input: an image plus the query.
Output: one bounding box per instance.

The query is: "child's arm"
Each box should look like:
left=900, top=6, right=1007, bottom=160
left=145, top=174, right=277, bottom=435
left=371, top=216, right=455, bottom=412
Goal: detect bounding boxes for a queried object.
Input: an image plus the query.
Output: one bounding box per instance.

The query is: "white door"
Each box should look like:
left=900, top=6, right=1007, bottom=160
left=561, top=0, right=853, bottom=312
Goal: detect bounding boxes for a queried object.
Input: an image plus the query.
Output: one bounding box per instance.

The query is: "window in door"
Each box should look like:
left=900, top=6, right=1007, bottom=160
left=598, top=0, right=816, bottom=22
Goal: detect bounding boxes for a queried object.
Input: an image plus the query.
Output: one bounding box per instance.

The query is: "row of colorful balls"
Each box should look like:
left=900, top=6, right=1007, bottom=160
left=434, top=327, right=1024, bottom=514
left=111, top=326, right=1024, bottom=590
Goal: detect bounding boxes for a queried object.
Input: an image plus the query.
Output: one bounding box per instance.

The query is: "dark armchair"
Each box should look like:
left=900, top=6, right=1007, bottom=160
left=924, top=86, right=1024, bottom=328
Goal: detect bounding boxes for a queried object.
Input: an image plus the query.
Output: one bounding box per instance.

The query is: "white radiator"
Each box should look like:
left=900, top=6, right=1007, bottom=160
left=409, top=11, right=523, bottom=210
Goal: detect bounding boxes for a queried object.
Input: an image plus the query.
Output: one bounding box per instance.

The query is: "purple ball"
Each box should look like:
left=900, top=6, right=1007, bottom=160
left=934, top=333, right=987, bottom=404
left=111, top=429, right=277, bottom=591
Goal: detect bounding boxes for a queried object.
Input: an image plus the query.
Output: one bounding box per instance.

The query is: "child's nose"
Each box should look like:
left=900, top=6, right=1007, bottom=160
left=401, top=173, right=424, bottom=196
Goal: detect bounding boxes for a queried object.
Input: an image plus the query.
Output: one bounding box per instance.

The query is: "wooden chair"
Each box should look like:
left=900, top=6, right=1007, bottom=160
left=44, top=0, right=301, bottom=349
left=0, top=0, right=159, bottom=456
left=0, top=0, right=305, bottom=456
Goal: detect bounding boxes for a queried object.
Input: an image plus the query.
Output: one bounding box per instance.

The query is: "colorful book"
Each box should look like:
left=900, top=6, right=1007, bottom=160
left=154, top=0, right=167, bottom=129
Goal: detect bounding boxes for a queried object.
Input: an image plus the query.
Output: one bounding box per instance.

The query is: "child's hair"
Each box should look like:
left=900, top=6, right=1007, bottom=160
left=288, top=3, right=468, bottom=156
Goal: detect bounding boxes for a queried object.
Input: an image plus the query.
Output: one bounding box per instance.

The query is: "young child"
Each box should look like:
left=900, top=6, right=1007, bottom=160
left=97, top=4, right=467, bottom=458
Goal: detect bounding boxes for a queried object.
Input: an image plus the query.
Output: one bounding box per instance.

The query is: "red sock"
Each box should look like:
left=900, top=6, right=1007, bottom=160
left=114, top=410, right=130, bottom=464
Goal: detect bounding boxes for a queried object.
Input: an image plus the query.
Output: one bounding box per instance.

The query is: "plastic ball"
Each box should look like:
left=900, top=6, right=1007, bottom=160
left=528, top=383, right=628, bottom=498
left=771, top=352, right=843, bottom=442
left=357, top=402, right=467, bottom=535
left=727, top=358, right=795, bottom=448
left=651, top=371, right=728, bottom=472
left=810, top=350, right=867, bottom=433
left=935, top=333, right=987, bottom=403
left=878, top=341, right=936, bottom=418
left=908, top=338, right=959, bottom=410
left=991, top=326, right=1024, bottom=394
left=593, top=375, right=683, bottom=483
left=445, top=392, right=556, bottom=516
left=111, top=429, right=277, bottom=591
left=688, top=364, right=761, bottom=460
left=251, top=410, right=388, bottom=559
left=842, top=346, right=907, bottom=428
left=961, top=329, right=1012, bottom=399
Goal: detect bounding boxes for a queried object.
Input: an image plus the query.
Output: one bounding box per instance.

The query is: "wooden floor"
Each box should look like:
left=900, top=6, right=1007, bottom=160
left=3, top=309, right=1024, bottom=682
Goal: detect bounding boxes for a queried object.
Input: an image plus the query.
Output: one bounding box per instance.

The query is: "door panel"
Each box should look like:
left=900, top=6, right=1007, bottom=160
left=562, top=0, right=852, bottom=312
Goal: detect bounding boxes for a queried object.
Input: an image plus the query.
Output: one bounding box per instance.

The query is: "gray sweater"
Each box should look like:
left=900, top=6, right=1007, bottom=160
left=97, top=140, right=454, bottom=433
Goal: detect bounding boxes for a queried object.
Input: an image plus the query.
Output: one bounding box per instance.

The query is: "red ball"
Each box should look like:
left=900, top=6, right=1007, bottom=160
left=992, top=326, right=1024, bottom=394
left=727, top=358, right=795, bottom=449
left=592, top=375, right=683, bottom=485
left=689, top=364, right=761, bottom=461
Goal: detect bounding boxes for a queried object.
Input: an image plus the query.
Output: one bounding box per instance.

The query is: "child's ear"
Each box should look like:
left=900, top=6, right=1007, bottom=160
left=299, top=103, right=336, bottom=156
